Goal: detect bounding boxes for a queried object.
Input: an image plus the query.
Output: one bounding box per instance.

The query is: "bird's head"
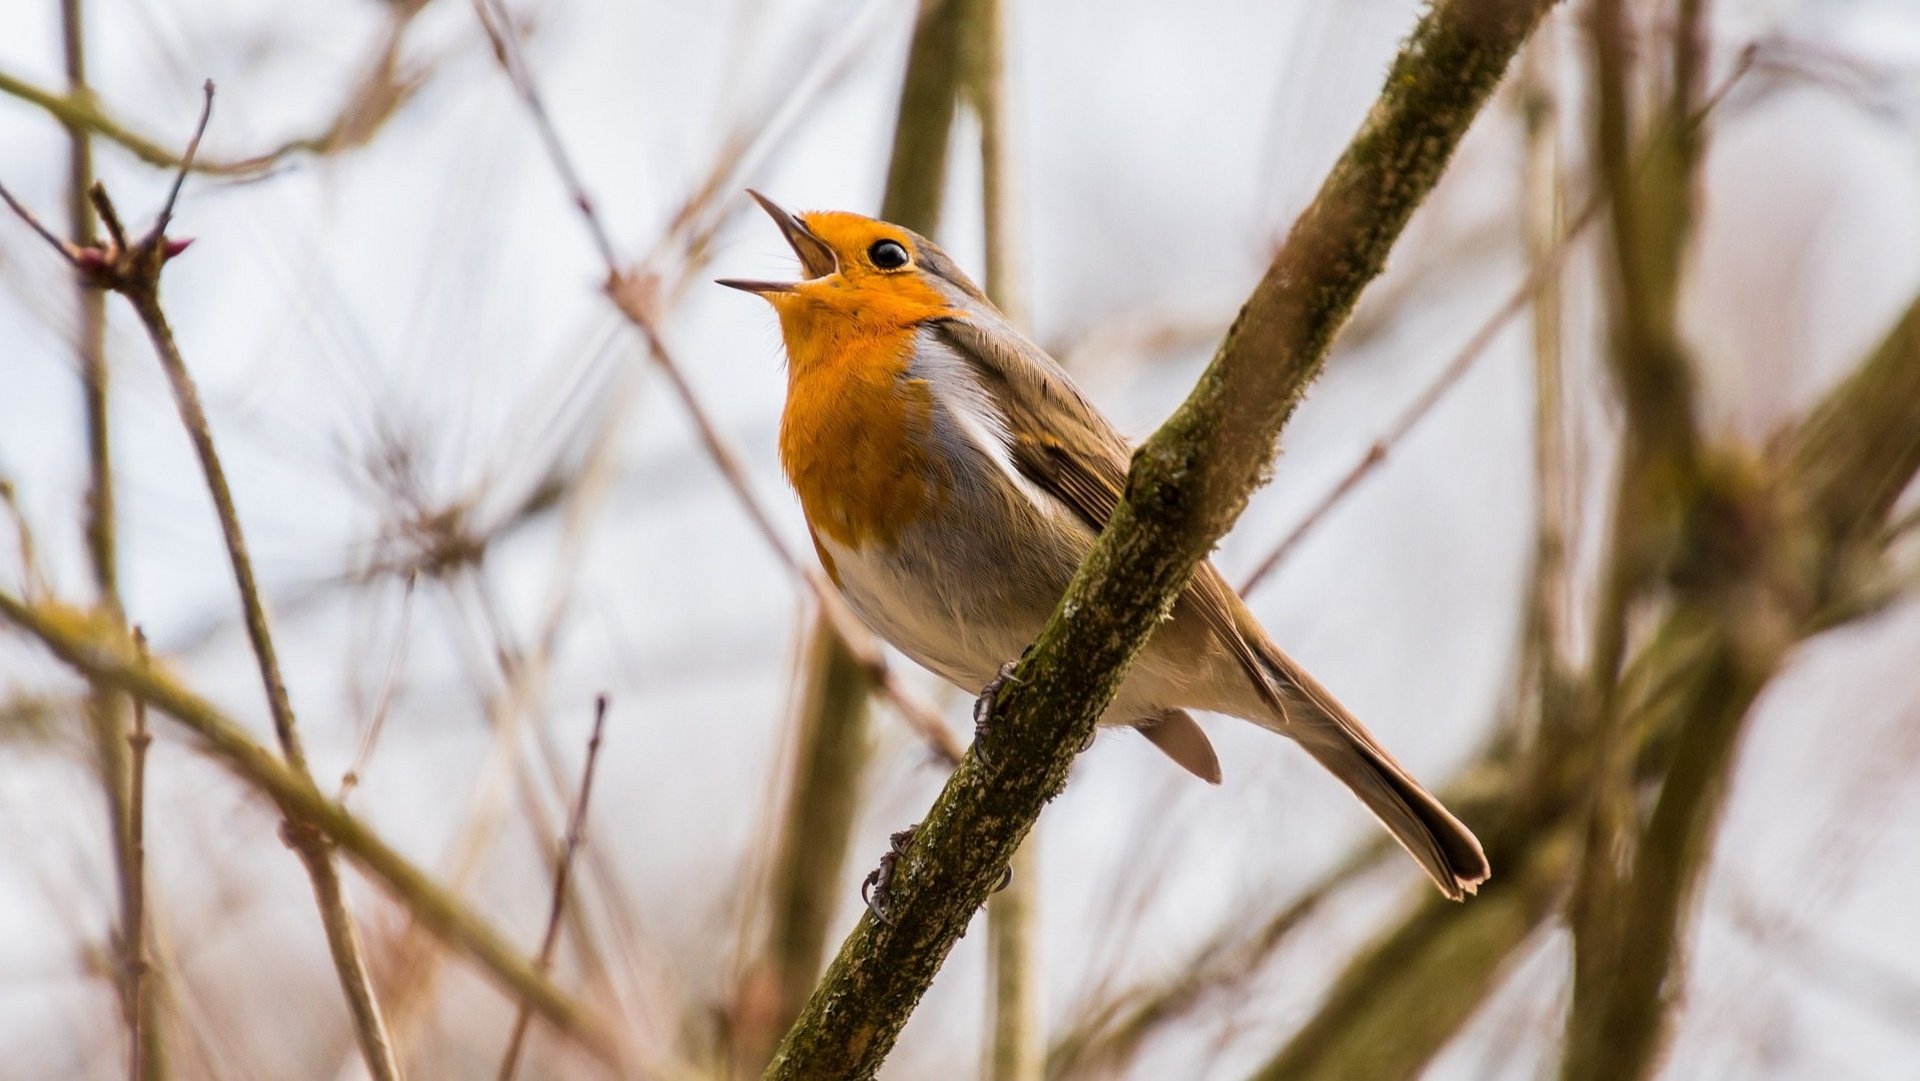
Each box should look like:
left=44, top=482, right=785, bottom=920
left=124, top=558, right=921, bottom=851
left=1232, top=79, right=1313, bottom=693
left=718, top=191, right=988, bottom=335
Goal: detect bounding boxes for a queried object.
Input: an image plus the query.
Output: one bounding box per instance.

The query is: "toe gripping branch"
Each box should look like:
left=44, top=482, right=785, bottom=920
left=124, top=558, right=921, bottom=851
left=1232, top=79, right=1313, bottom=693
left=859, top=824, right=1014, bottom=927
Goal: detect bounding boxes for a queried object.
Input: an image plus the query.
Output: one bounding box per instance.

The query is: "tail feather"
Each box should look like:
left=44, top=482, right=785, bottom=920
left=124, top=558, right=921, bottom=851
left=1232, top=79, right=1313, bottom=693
left=1292, top=720, right=1489, bottom=899
left=1184, top=567, right=1489, bottom=898
left=1258, top=650, right=1489, bottom=900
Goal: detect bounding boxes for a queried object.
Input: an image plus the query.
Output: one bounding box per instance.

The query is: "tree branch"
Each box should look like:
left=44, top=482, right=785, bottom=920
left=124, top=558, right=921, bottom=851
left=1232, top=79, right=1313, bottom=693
left=495, top=694, right=611, bottom=1081
left=1255, top=291, right=1920, bottom=1081
left=762, top=2, right=1559, bottom=1076
left=0, top=591, right=624, bottom=1064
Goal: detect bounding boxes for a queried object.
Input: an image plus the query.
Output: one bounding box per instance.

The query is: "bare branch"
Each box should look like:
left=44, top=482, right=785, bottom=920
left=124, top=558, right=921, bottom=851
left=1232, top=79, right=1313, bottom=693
left=0, top=180, right=86, bottom=267
left=151, top=80, right=213, bottom=243
left=1239, top=188, right=1601, bottom=595
left=495, top=694, right=612, bottom=1081
left=124, top=628, right=154, bottom=1081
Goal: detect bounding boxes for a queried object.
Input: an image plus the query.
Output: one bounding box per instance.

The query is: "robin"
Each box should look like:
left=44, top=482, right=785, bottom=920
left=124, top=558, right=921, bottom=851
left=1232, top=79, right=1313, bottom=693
left=719, top=192, right=1488, bottom=899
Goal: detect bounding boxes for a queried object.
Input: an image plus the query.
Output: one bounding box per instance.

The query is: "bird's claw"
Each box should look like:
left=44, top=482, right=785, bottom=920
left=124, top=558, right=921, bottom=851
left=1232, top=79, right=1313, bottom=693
left=861, top=825, right=918, bottom=926
left=972, top=648, right=1033, bottom=754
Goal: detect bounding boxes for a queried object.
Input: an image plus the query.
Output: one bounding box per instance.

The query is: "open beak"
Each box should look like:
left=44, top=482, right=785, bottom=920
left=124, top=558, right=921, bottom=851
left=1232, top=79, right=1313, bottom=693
left=716, top=190, right=837, bottom=294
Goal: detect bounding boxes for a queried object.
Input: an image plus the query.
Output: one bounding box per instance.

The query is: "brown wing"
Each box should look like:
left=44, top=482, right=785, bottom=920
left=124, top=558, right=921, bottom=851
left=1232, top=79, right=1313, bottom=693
left=938, top=316, right=1490, bottom=896
left=934, top=317, right=1292, bottom=721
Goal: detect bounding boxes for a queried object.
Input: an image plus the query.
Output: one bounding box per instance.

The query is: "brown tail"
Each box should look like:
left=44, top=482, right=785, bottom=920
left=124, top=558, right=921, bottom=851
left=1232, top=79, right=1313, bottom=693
left=1291, top=716, right=1489, bottom=899
left=1258, top=652, right=1489, bottom=899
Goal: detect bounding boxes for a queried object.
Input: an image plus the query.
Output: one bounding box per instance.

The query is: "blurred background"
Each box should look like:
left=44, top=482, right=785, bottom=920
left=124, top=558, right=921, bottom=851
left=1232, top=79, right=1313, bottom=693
left=3, top=0, right=1920, bottom=1078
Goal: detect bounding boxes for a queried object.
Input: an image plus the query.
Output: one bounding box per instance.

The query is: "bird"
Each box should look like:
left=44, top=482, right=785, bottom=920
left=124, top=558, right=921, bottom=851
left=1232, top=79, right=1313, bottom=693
left=718, top=191, right=1489, bottom=899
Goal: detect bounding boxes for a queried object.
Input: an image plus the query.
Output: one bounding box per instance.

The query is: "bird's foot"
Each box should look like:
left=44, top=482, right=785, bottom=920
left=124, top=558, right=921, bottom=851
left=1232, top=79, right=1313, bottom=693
left=858, top=824, right=1015, bottom=927
left=971, top=647, right=1034, bottom=754
left=861, top=825, right=918, bottom=926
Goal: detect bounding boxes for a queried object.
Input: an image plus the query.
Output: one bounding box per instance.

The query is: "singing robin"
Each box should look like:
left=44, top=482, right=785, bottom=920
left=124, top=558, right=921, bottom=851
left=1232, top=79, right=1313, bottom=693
left=720, top=192, right=1488, bottom=899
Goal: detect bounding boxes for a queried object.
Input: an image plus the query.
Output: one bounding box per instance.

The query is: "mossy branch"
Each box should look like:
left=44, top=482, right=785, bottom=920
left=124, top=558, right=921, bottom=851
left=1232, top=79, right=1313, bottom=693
left=762, top=2, right=1558, bottom=1076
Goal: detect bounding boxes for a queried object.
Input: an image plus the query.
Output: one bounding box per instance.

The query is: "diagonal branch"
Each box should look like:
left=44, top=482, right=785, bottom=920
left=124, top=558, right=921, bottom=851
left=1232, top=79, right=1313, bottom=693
left=762, top=1, right=1559, bottom=1076
left=0, top=591, right=624, bottom=1063
left=494, top=694, right=612, bottom=1081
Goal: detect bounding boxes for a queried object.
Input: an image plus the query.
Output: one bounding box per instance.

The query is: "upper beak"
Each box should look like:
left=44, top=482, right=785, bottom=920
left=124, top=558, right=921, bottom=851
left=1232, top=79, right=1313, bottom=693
left=715, top=190, right=838, bottom=295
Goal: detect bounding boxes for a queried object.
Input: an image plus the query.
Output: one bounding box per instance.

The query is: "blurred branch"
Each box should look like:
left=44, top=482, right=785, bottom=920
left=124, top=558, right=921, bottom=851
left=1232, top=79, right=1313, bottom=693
left=1560, top=292, right=1920, bottom=1081
left=1046, top=843, right=1380, bottom=1080
left=963, top=0, right=1043, bottom=1075
left=1252, top=292, right=1920, bottom=1081
left=880, top=0, right=966, bottom=235
left=495, top=694, right=611, bottom=1081
left=765, top=2, right=1557, bottom=1076
left=1238, top=186, right=1599, bottom=596
left=0, top=2, right=441, bottom=179
left=1515, top=32, right=1579, bottom=735
left=0, top=591, right=625, bottom=1064
left=736, top=625, right=875, bottom=1069
left=1250, top=825, right=1576, bottom=1081
left=53, top=0, right=163, bottom=1073
left=124, top=628, right=153, bottom=1081
left=1563, top=1, right=1713, bottom=1073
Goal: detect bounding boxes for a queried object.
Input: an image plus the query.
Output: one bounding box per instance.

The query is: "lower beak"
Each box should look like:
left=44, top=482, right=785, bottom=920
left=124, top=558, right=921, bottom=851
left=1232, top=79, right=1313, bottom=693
left=716, top=278, right=794, bottom=294
left=728, top=189, right=838, bottom=288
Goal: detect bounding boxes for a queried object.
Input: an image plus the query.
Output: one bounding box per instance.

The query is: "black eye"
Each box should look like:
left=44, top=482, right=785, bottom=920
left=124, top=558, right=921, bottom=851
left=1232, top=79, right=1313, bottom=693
left=868, top=239, right=910, bottom=270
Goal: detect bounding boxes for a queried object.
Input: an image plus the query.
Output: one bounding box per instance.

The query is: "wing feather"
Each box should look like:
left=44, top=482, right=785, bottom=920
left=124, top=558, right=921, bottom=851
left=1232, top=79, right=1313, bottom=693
left=934, top=316, right=1292, bottom=719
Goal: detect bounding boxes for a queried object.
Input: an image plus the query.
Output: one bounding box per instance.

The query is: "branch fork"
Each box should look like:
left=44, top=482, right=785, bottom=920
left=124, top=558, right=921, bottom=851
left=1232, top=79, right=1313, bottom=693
left=0, top=79, right=210, bottom=295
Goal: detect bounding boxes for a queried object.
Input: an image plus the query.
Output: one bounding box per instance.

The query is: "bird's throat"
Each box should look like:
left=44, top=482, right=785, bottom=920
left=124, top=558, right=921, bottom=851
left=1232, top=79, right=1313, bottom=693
left=775, top=316, right=946, bottom=550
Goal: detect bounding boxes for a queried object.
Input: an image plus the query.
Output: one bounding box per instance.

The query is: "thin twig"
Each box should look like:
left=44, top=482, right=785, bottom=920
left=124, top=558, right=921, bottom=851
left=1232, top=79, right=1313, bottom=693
left=0, top=182, right=84, bottom=266
left=126, top=253, right=408, bottom=1081
left=339, top=574, right=417, bottom=802
left=57, top=3, right=160, bottom=1072
left=1237, top=44, right=1756, bottom=597
left=125, top=628, right=153, bottom=1081
left=495, top=694, right=612, bottom=1081
left=1239, top=190, right=1600, bottom=595
left=0, top=479, right=48, bottom=593
left=151, top=81, right=213, bottom=243
left=469, top=0, right=618, bottom=270
left=0, top=5, right=445, bottom=182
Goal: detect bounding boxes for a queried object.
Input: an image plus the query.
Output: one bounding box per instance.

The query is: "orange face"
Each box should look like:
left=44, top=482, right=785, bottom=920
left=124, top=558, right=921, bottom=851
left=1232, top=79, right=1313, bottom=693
left=718, top=195, right=958, bottom=370
left=720, top=194, right=959, bottom=550
left=790, top=224, right=950, bottom=366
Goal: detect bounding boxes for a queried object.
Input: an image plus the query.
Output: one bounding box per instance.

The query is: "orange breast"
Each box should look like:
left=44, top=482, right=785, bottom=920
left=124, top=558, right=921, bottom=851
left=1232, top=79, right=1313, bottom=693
left=777, top=323, right=945, bottom=549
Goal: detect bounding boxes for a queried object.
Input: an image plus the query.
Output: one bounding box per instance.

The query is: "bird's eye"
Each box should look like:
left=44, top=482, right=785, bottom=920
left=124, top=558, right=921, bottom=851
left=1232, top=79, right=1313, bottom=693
left=868, top=239, right=910, bottom=270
